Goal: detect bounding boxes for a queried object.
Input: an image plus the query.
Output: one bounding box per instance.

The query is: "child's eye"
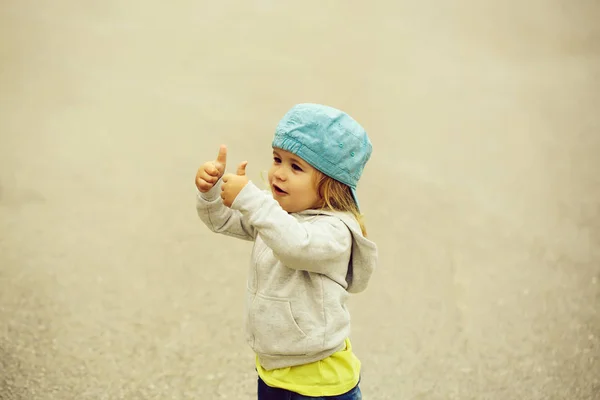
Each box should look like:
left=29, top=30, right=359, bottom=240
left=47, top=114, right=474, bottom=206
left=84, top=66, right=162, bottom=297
left=273, top=157, right=281, bottom=164
left=292, top=164, right=303, bottom=171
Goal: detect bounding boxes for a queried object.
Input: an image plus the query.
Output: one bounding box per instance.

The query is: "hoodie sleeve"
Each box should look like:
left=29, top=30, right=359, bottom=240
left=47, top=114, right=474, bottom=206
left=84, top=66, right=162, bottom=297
left=196, top=179, right=256, bottom=241
left=231, top=182, right=352, bottom=274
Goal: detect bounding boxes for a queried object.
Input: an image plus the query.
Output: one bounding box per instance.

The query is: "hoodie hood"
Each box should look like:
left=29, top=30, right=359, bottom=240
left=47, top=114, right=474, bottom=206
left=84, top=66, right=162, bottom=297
left=299, top=209, right=378, bottom=293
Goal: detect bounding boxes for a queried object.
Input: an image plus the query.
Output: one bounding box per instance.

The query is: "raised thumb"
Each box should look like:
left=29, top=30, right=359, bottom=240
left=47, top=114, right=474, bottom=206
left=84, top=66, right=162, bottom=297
left=215, top=144, right=227, bottom=167
left=237, top=161, right=248, bottom=176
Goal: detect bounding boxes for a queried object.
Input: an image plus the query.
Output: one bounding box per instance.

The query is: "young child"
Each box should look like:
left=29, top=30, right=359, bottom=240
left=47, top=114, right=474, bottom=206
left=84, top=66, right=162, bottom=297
left=195, top=103, right=378, bottom=400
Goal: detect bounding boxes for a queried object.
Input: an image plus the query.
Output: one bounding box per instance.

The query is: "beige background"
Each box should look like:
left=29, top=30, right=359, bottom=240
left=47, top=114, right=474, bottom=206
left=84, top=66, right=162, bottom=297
left=1, top=1, right=599, bottom=399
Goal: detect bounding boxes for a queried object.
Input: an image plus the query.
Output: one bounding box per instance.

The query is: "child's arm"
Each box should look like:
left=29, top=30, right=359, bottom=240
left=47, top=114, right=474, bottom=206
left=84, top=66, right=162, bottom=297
left=231, top=182, right=351, bottom=273
left=196, top=179, right=256, bottom=241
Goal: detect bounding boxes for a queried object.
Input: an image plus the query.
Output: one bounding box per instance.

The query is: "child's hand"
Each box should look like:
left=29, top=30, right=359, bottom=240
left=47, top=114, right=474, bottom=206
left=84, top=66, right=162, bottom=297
left=221, top=161, right=249, bottom=207
left=195, top=145, right=228, bottom=193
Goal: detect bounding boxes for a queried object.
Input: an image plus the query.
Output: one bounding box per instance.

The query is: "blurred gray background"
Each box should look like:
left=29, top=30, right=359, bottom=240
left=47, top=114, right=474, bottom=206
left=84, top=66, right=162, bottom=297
left=1, top=1, right=599, bottom=399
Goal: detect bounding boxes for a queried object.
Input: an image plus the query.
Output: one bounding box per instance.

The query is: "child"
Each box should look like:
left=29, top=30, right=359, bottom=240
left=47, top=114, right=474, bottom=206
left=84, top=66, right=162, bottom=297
left=195, top=103, right=378, bottom=400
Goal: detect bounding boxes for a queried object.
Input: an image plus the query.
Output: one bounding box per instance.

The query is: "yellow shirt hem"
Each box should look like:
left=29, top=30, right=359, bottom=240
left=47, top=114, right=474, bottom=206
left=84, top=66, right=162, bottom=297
left=256, top=338, right=361, bottom=397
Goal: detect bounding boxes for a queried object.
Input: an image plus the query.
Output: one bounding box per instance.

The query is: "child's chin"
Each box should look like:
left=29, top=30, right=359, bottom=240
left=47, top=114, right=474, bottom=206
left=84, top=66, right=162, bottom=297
left=274, top=198, right=293, bottom=212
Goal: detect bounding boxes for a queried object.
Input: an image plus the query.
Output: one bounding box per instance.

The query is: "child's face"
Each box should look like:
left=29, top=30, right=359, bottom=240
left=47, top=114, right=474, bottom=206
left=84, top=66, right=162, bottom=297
left=268, top=148, right=321, bottom=213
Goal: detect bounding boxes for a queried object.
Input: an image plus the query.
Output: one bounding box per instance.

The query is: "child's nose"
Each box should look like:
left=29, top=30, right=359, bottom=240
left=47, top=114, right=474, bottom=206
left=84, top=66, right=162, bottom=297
left=274, top=167, right=287, bottom=181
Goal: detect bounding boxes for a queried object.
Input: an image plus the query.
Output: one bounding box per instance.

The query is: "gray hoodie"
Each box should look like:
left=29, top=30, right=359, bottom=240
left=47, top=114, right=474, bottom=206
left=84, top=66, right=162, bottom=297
left=196, top=179, right=378, bottom=370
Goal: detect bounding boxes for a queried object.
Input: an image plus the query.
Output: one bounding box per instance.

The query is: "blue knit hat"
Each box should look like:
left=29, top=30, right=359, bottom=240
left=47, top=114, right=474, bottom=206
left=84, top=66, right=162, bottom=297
left=272, top=103, right=372, bottom=210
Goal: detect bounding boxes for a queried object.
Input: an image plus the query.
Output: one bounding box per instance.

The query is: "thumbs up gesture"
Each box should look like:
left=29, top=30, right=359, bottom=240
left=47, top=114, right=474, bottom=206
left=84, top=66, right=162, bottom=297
left=221, top=160, right=249, bottom=207
left=195, top=145, right=229, bottom=193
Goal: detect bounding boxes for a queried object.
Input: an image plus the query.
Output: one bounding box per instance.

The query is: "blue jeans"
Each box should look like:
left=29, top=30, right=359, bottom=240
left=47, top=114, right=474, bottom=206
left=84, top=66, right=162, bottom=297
left=257, top=378, right=362, bottom=400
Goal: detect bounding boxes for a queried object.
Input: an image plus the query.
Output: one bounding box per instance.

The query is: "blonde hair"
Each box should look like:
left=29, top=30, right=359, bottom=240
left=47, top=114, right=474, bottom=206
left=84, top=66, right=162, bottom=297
left=314, top=172, right=367, bottom=237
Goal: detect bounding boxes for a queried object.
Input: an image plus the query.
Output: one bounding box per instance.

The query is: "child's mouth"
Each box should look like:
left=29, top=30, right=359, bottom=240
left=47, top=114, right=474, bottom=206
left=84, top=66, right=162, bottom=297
left=272, top=184, right=287, bottom=195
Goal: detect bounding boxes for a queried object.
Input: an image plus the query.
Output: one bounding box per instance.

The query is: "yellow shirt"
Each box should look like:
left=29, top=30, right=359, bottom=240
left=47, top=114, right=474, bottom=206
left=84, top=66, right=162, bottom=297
left=256, top=338, right=360, bottom=397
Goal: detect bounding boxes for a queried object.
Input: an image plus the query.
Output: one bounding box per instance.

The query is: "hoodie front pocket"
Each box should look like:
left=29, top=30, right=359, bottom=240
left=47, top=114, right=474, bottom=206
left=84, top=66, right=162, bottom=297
left=252, top=294, right=308, bottom=356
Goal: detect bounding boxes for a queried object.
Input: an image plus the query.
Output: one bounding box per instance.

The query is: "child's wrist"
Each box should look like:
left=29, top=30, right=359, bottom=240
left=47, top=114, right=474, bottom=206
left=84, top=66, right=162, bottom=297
left=230, top=181, right=260, bottom=211
left=198, top=179, right=222, bottom=201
